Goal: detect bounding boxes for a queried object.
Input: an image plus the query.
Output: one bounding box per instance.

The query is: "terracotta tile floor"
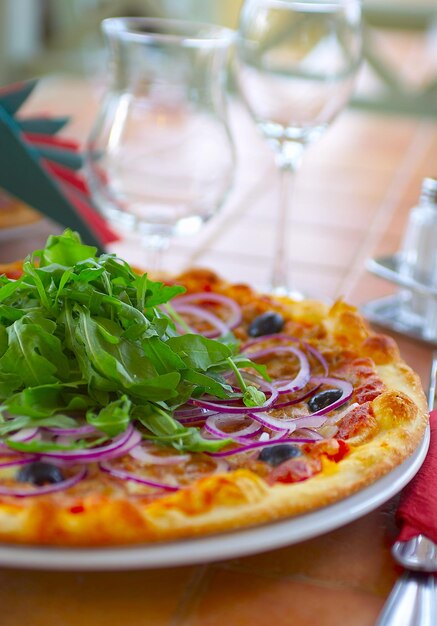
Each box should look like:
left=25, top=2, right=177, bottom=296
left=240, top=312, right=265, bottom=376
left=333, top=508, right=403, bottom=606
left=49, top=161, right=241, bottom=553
left=179, top=568, right=385, bottom=626
left=0, top=566, right=196, bottom=626
left=227, top=501, right=400, bottom=596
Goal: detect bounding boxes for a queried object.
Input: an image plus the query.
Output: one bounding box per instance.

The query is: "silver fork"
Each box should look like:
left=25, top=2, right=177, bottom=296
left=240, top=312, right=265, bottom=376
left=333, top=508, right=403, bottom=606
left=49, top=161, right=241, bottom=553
left=376, top=350, right=437, bottom=626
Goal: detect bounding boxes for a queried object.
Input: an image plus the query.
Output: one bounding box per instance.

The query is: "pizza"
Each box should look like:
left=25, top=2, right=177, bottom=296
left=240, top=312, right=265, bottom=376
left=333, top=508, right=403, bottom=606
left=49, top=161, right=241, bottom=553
left=0, top=230, right=428, bottom=546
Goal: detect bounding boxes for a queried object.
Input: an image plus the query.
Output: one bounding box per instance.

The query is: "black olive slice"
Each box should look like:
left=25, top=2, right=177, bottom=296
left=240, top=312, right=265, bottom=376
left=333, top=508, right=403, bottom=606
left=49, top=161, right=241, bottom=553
left=308, top=388, right=343, bottom=413
left=248, top=312, right=285, bottom=337
left=16, top=462, right=65, bottom=486
left=258, top=444, right=302, bottom=467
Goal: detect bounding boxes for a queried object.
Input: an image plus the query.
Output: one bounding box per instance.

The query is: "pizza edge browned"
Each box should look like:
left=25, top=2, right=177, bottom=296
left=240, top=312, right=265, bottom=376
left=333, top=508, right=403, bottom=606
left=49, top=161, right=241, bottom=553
left=0, top=267, right=428, bottom=546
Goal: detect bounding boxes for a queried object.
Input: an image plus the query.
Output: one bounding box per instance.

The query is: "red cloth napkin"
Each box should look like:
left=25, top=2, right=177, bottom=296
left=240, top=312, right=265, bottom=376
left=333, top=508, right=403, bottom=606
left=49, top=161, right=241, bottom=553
left=396, top=410, right=437, bottom=544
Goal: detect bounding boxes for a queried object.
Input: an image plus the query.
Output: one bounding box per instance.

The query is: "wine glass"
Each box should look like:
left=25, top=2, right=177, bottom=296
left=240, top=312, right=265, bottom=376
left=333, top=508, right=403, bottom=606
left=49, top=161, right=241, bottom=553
left=85, top=18, right=236, bottom=275
left=235, top=0, right=362, bottom=296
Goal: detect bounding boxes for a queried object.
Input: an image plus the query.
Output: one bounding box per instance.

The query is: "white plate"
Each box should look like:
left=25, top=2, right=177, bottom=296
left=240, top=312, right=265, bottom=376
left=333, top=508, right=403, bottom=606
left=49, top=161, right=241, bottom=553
left=0, top=428, right=429, bottom=570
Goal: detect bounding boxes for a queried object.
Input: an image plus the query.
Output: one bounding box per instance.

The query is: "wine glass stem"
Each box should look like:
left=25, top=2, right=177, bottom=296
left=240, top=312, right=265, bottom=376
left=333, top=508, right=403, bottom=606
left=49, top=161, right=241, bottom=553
left=270, top=164, right=297, bottom=295
left=142, top=234, right=170, bottom=278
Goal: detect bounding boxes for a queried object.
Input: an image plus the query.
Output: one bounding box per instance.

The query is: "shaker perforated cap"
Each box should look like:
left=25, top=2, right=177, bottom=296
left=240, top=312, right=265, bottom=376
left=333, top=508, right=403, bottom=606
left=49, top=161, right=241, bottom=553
left=420, top=177, right=437, bottom=205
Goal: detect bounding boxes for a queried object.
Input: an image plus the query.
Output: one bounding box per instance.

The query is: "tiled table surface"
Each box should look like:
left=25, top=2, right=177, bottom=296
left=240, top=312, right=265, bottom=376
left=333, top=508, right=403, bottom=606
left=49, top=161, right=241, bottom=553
left=0, top=77, right=436, bottom=626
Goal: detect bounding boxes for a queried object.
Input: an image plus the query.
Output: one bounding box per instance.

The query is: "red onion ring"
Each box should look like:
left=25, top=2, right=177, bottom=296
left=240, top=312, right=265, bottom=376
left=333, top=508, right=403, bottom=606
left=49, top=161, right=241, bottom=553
left=174, top=405, right=216, bottom=418
left=100, top=461, right=179, bottom=491
left=0, top=428, right=40, bottom=454
left=173, top=292, right=242, bottom=330
left=272, top=380, right=322, bottom=409
left=294, top=428, right=325, bottom=441
left=25, top=423, right=142, bottom=463
left=176, top=415, right=210, bottom=425
left=247, top=410, right=296, bottom=433
left=0, top=456, right=37, bottom=468
left=100, top=455, right=229, bottom=490
left=191, top=377, right=279, bottom=414
left=247, top=346, right=310, bottom=394
left=204, top=414, right=263, bottom=443
left=9, top=428, right=39, bottom=442
left=174, top=415, right=208, bottom=426
left=242, top=334, right=329, bottom=376
left=0, top=465, right=87, bottom=497
left=129, top=444, right=191, bottom=466
left=306, top=345, right=329, bottom=377
left=172, top=303, right=229, bottom=338
left=45, top=425, right=98, bottom=436
left=174, top=405, right=217, bottom=424
left=207, top=428, right=329, bottom=457
left=246, top=377, right=352, bottom=431
left=205, top=432, right=315, bottom=457
left=248, top=411, right=327, bottom=432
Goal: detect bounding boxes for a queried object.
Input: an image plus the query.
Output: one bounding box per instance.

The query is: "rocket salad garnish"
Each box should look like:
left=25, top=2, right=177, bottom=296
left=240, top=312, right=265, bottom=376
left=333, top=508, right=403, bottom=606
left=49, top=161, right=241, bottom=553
left=0, top=230, right=268, bottom=454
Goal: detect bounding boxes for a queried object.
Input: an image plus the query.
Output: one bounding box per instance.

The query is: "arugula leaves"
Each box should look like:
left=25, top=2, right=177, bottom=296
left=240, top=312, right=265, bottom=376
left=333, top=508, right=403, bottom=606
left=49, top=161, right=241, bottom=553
left=0, top=316, right=68, bottom=393
left=0, top=230, right=264, bottom=453
left=86, top=396, right=131, bottom=437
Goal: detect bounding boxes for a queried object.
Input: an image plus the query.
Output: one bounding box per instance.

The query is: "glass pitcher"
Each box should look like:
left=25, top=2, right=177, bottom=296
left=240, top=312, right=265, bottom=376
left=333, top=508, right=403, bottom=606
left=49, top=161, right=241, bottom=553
left=85, top=17, right=236, bottom=272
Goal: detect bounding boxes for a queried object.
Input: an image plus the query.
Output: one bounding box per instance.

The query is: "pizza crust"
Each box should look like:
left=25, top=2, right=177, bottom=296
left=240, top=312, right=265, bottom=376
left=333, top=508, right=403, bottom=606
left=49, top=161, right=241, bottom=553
left=0, top=268, right=428, bottom=546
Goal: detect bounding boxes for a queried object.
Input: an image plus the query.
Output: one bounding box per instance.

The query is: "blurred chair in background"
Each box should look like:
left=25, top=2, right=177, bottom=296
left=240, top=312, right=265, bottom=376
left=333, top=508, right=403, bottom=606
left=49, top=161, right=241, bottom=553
left=1, top=0, right=437, bottom=120
left=0, top=0, right=243, bottom=84
left=353, top=3, right=437, bottom=118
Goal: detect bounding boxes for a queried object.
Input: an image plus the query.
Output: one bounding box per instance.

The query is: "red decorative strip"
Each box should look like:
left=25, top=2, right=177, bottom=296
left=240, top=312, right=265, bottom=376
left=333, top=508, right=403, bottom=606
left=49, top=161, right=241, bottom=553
left=24, top=132, right=79, bottom=151
left=43, top=159, right=89, bottom=195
